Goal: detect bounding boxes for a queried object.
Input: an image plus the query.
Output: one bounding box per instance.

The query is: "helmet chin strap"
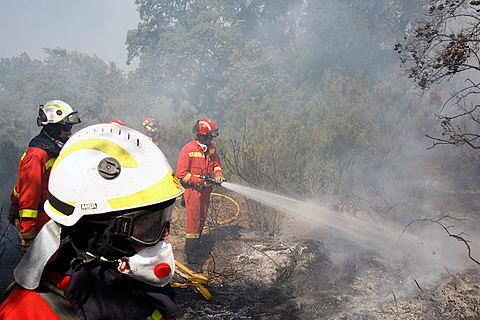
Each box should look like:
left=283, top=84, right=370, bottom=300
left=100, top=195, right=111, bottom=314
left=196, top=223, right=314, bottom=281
left=70, top=240, right=120, bottom=266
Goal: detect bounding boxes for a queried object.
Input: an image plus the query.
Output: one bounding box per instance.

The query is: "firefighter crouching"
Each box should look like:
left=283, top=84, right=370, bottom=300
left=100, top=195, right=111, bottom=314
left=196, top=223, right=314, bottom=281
left=9, top=100, right=81, bottom=251
left=176, top=119, right=225, bottom=272
left=0, top=123, right=184, bottom=320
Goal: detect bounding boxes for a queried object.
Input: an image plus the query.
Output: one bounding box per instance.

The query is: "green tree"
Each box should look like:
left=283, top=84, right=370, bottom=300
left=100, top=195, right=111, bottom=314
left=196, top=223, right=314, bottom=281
left=127, top=0, right=244, bottom=112
left=218, top=39, right=290, bottom=109
left=13, top=48, right=128, bottom=125
left=0, top=53, right=38, bottom=94
left=127, top=0, right=298, bottom=114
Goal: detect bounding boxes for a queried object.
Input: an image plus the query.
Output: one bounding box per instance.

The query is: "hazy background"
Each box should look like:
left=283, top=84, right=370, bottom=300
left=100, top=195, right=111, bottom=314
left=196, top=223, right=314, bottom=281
left=0, top=0, right=140, bottom=71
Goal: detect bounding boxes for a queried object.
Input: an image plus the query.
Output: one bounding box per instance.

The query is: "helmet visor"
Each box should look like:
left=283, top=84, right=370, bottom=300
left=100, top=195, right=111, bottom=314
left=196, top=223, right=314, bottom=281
left=207, top=128, right=219, bottom=138
left=62, top=111, right=81, bottom=125
left=113, top=204, right=173, bottom=246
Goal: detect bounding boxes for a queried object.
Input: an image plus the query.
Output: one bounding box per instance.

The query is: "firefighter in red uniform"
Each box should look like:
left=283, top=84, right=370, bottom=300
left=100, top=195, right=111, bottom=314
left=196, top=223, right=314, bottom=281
left=176, top=119, right=225, bottom=272
left=8, top=100, right=81, bottom=251
left=142, top=118, right=159, bottom=146
left=0, top=123, right=183, bottom=320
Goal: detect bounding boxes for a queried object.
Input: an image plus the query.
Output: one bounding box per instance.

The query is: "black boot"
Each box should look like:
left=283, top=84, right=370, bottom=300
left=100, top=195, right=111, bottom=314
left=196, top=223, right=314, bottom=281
left=185, top=237, right=200, bottom=264
left=185, top=238, right=203, bottom=272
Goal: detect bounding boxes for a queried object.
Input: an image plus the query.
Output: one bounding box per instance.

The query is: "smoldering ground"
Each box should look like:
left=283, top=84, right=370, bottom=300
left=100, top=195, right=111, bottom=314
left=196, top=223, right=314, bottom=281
left=212, top=124, right=480, bottom=318
left=166, top=174, right=480, bottom=320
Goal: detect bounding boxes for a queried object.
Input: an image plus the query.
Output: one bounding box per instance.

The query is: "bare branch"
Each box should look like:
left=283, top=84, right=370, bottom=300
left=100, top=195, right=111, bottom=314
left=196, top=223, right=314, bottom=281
left=397, top=215, right=480, bottom=265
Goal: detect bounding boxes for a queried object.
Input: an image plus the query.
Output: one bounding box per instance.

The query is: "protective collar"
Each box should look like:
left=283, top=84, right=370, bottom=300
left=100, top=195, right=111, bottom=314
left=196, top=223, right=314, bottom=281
left=196, top=140, right=208, bottom=153
left=14, top=219, right=62, bottom=290
left=29, top=130, right=62, bottom=156
left=43, top=129, right=65, bottom=149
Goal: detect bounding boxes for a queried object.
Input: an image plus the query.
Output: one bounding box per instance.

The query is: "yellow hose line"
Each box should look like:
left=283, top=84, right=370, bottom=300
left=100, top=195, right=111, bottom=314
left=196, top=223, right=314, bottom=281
left=171, top=192, right=240, bottom=231
left=211, top=193, right=241, bottom=226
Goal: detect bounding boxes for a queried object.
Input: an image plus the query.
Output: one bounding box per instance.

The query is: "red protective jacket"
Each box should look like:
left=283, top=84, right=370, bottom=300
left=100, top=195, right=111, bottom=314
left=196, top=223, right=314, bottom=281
left=176, top=140, right=223, bottom=188
left=0, top=270, right=75, bottom=320
left=11, top=132, right=60, bottom=234
left=0, top=270, right=172, bottom=320
left=176, top=140, right=223, bottom=237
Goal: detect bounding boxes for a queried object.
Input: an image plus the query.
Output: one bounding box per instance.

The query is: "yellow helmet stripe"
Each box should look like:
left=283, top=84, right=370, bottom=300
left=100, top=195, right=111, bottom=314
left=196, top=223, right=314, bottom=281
left=199, top=120, right=211, bottom=131
left=52, top=138, right=138, bottom=172
left=108, top=169, right=183, bottom=209
left=47, top=201, right=68, bottom=217
left=45, top=102, right=67, bottom=114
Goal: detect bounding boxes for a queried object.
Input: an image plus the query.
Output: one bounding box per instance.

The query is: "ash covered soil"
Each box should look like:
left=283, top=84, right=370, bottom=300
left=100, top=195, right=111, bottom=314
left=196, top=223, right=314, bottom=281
left=0, top=181, right=478, bottom=319
left=168, top=187, right=480, bottom=320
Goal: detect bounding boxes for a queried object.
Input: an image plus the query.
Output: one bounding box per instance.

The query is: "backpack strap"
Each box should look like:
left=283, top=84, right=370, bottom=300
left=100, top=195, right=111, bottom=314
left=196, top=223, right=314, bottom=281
left=37, top=279, right=79, bottom=320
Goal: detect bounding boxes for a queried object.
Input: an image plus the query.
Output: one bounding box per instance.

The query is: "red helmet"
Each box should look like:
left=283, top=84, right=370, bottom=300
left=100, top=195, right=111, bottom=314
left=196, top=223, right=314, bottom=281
left=142, top=118, right=159, bottom=135
left=110, top=120, right=126, bottom=126
left=193, top=119, right=218, bottom=137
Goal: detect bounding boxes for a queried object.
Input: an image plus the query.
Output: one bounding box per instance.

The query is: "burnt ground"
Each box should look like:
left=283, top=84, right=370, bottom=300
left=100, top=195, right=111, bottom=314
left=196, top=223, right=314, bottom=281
left=168, top=186, right=480, bottom=320
left=0, top=180, right=479, bottom=319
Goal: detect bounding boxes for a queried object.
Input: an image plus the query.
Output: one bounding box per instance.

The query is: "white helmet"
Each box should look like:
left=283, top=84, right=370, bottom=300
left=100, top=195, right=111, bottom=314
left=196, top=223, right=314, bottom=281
left=44, top=123, right=184, bottom=226
left=37, top=100, right=81, bottom=126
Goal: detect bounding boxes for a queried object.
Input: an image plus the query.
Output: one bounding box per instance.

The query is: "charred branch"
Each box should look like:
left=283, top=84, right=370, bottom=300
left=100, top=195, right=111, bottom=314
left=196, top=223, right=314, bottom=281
left=397, top=215, right=480, bottom=265
left=413, top=278, right=425, bottom=292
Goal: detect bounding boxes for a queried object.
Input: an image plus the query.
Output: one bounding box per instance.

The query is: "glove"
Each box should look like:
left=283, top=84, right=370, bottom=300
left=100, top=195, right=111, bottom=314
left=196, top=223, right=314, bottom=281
left=203, top=179, right=214, bottom=188
left=215, top=174, right=225, bottom=184
left=19, top=230, right=36, bottom=252
left=8, top=205, right=20, bottom=230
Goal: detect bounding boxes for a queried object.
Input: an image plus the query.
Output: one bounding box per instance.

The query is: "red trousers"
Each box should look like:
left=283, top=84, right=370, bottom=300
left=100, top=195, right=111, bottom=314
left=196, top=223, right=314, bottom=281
left=185, top=187, right=212, bottom=237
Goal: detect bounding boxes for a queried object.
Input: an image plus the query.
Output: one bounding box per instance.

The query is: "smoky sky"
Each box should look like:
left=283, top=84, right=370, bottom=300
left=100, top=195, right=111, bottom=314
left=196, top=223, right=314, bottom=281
left=0, top=0, right=140, bottom=71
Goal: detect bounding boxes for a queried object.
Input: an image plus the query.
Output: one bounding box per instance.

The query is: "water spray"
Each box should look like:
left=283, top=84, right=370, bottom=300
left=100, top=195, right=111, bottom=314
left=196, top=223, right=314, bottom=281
left=220, top=182, right=469, bottom=270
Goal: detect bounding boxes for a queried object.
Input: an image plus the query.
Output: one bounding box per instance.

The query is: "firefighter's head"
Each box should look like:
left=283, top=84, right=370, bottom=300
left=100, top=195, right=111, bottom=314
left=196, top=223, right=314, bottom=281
left=110, top=120, right=126, bottom=126
left=37, top=100, right=81, bottom=144
left=44, top=123, right=184, bottom=260
left=193, top=119, right=218, bottom=145
left=142, top=118, right=159, bottom=138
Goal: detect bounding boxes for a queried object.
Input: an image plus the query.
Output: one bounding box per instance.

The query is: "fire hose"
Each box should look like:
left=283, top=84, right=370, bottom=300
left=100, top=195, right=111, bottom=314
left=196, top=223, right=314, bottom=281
left=171, top=260, right=212, bottom=300
left=171, top=181, right=240, bottom=300
left=170, top=192, right=240, bottom=231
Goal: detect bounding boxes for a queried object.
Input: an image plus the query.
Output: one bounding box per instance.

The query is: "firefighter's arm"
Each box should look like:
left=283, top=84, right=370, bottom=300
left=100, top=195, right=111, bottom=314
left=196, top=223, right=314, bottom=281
left=212, top=149, right=224, bottom=183
left=17, top=152, right=45, bottom=234
left=176, top=147, right=202, bottom=186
